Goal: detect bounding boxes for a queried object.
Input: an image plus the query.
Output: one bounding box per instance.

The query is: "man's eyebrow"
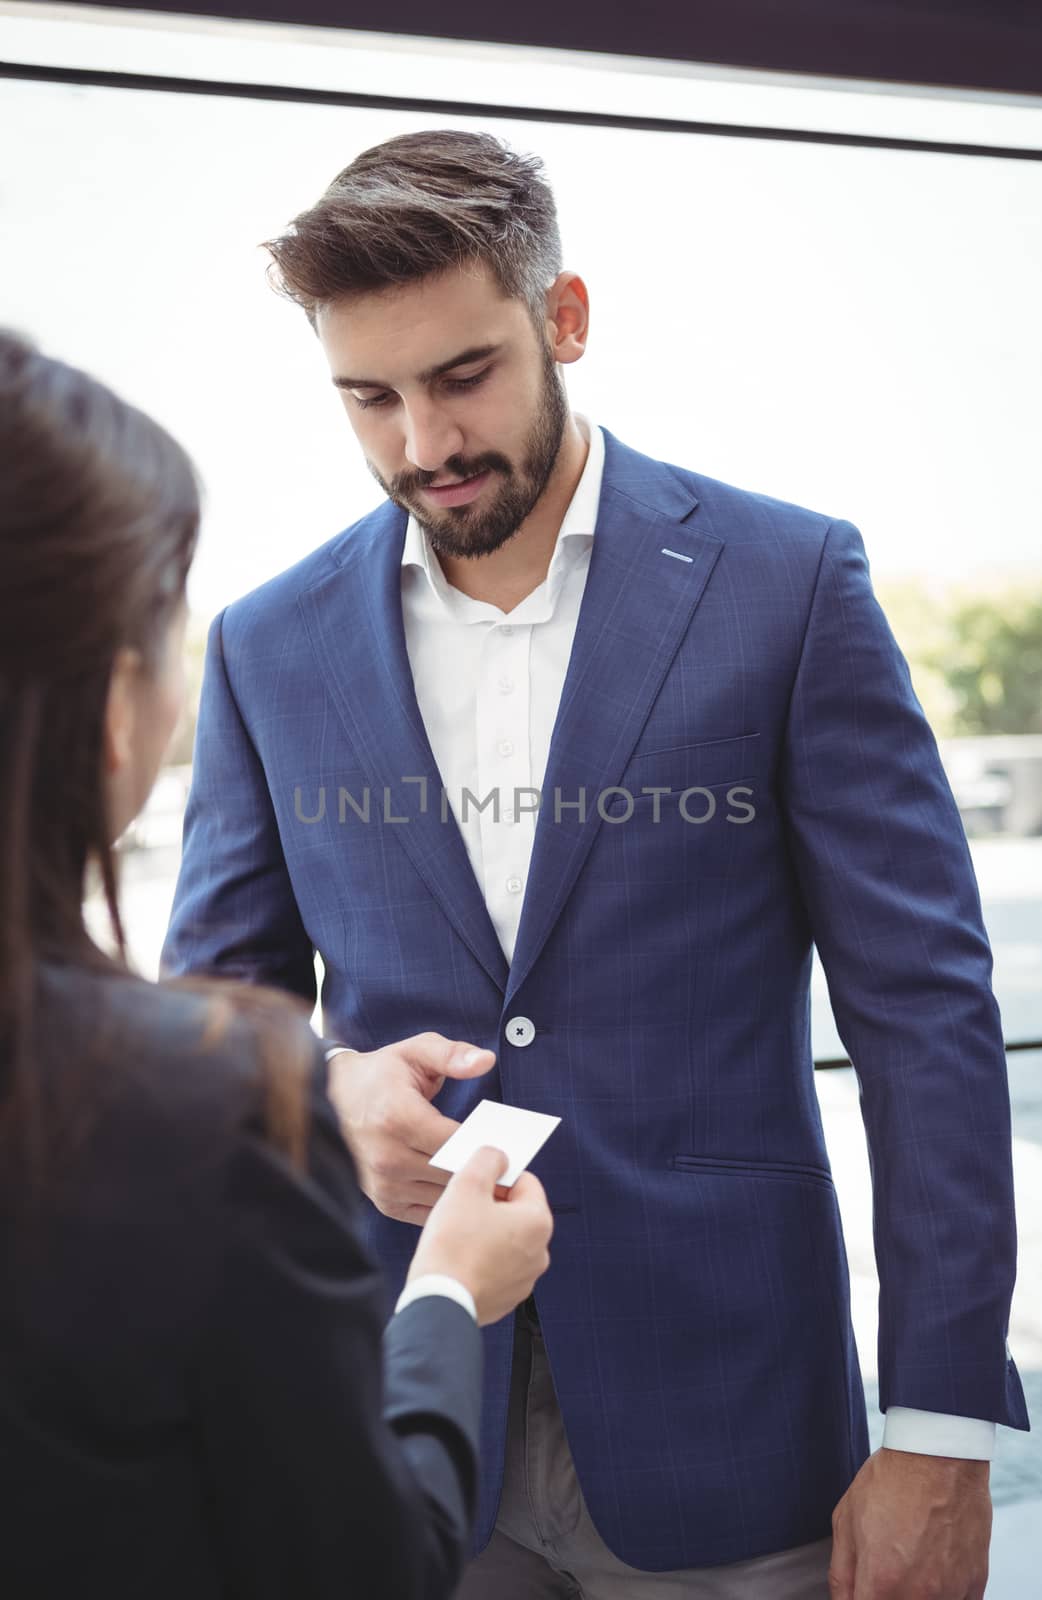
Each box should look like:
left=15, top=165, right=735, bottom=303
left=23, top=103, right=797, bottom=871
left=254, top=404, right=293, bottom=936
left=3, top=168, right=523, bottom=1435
left=331, top=343, right=502, bottom=391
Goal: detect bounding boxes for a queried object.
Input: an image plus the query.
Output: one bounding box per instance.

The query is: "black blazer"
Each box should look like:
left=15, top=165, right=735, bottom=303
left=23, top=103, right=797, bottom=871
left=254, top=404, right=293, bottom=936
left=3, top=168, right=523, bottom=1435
left=0, top=960, right=483, bottom=1599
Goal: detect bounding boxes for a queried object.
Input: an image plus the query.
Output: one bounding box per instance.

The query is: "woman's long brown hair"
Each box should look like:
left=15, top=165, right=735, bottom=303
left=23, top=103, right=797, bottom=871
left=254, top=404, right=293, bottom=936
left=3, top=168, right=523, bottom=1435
left=0, top=328, right=311, bottom=1187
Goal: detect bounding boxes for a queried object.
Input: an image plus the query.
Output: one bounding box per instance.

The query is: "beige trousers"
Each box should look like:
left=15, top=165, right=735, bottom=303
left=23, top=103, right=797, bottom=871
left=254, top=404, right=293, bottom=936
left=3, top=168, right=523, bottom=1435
left=456, top=1300, right=833, bottom=1599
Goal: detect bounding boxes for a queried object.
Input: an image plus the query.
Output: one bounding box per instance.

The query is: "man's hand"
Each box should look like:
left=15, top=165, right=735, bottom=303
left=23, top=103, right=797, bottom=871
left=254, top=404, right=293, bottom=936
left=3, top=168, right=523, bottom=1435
left=327, top=1032, right=496, bottom=1224
left=829, top=1447, right=991, bottom=1599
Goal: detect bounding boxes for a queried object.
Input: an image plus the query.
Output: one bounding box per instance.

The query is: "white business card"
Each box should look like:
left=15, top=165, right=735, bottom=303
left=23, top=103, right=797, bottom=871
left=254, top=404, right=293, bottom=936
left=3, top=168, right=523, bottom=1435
left=428, top=1099, right=561, bottom=1188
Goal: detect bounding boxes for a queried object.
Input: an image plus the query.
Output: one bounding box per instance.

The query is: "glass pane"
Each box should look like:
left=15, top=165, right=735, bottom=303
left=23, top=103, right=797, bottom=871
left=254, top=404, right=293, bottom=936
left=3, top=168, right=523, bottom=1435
left=4, top=56, right=1040, bottom=1583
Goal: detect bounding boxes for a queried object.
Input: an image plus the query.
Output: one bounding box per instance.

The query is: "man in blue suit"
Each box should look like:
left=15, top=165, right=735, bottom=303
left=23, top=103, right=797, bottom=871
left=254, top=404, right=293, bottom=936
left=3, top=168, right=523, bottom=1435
left=163, top=129, right=1028, bottom=1597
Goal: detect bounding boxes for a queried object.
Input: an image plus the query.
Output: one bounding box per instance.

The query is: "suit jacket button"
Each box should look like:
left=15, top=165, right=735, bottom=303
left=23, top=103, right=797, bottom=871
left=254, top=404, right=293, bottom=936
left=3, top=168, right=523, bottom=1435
left=506, top=1016, right=536, bottom=1047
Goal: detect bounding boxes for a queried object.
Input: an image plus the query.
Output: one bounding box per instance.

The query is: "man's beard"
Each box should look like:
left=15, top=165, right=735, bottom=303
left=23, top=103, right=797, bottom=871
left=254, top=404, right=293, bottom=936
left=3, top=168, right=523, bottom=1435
left=368, top=339, right=569, bottom=561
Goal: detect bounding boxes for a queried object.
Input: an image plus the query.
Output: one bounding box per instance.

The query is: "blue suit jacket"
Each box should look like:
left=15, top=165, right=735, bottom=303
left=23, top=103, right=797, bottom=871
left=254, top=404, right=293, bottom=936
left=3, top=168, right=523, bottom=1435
left=163, top=427, right=1028, bottom=1570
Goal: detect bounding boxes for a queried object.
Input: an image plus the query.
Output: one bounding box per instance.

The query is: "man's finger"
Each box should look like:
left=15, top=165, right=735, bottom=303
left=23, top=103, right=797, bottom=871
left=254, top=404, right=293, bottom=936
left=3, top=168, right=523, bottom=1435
left=376, top=1137, right=455, bottom=1186
left=404, top=1032, right=496, bottom=1082
left=382, top=1180, right=450, bottom=1212
left=444, top=1043, right=496, bottom=1079
left=404, top=1098, right=461, bottom=1159
left=396, top=1149, right=453, bottom=1189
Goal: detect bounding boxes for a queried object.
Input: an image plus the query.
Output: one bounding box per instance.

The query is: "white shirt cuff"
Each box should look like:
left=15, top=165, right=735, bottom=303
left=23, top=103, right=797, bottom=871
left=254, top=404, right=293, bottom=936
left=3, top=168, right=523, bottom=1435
left=324, top=1045, right=358, bottom=1062
left=883, top=1407, right=996, bottom=1460
left=394, top=1273, right=478, bottom=1324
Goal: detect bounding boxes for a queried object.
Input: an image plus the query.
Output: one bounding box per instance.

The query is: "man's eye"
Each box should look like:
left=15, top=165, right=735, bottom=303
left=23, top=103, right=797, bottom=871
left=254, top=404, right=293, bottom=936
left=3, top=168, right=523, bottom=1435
left=444, top=369, right=490, bottom=393
left=352, top=368, right=490, bottom=412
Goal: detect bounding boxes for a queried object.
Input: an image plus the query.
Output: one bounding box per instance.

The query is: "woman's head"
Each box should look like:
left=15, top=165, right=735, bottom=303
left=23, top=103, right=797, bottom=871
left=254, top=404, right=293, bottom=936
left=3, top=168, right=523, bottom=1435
left=0, top=331, right=312, bottom=1180
left=0, top=328, right=198, bottom=968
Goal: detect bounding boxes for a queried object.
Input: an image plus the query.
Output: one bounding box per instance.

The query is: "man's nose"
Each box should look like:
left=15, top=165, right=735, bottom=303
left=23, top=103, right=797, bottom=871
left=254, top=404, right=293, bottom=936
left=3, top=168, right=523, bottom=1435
left=402, top=400, right=465, bottom=474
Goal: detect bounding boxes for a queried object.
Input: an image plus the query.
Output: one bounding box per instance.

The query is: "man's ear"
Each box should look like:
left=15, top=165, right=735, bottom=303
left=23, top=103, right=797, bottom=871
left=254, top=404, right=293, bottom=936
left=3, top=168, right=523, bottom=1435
left=546, top=271, right=590, bottom=366
left=102, top=647, right=141, bottom=777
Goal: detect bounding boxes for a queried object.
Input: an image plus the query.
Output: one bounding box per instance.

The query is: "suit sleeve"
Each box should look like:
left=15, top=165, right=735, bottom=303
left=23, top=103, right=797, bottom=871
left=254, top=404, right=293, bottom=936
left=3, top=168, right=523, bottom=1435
left=192, top=1055, right=483, bottom=1599
left=779, top=517, right=1028, bottom=1432
left=160, top=607, right=317, bottom=1005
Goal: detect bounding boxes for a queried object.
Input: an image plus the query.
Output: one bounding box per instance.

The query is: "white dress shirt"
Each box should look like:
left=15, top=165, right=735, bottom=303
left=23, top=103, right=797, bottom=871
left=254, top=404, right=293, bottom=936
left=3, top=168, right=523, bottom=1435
left=338, top=413, right=994, bottom=1459
left=399, top=413, right=601, bottom=965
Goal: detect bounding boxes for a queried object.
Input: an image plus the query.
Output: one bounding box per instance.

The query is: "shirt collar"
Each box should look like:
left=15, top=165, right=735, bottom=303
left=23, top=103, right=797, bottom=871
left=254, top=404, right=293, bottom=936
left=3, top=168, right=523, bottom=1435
left=401, top=413, right=604, bottom=617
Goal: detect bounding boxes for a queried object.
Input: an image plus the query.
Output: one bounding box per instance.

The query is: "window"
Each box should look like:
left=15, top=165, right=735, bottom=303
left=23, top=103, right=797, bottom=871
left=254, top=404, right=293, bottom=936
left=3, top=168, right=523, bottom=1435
left=5, top=3, right=1040, bottom=1521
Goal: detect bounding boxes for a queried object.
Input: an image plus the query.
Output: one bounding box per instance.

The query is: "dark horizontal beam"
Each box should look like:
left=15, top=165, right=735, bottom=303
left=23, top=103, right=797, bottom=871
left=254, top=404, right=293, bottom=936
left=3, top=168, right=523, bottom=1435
left=51, top=1, right=1042, bottom=98
left=1, top=60, right=1040, bottom=162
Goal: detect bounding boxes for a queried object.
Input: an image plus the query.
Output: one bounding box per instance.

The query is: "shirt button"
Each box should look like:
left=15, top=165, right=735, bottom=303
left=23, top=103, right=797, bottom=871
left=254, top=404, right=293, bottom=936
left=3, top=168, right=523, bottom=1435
left=497, top=675, right=514, bottom=694
left=498, top=739, right=514, bottom=757
left=500, top=625, right=514, bottom=637
left=501, top=808, right=516, bottom=824
left=506, top=1016, right=535, bottom=1047
left=506, top=875, right=523, bottom=894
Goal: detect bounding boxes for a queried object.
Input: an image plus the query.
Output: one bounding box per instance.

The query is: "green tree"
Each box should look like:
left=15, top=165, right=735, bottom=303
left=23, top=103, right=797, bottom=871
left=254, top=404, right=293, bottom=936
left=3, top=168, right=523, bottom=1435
left=926, top=594, right=1042, bottom=736
left=875, top=579, right=957, bottom=737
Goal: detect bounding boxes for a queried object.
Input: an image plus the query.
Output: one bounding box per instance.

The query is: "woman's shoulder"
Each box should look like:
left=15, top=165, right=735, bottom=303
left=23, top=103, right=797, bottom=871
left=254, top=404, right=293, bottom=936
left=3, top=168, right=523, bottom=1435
left=32, top=958, right=323, bottom=1167
left=36, top=956, right=267, bottom=1075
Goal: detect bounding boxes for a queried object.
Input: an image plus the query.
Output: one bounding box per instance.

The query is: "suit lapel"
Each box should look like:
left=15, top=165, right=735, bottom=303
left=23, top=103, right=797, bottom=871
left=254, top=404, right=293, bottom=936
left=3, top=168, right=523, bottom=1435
left=504, top=432, right=723, bottom=1008
left=299, top=501, right=510, bottom=994
left=298, top=431, right=724, bottom=1009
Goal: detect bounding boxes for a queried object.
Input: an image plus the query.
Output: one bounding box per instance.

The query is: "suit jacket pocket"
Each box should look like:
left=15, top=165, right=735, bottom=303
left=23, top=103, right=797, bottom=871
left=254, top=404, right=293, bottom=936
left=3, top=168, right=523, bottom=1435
left=610, top=732, right=761, bottom=811
left=671, top=1152, right=835, bottom=1190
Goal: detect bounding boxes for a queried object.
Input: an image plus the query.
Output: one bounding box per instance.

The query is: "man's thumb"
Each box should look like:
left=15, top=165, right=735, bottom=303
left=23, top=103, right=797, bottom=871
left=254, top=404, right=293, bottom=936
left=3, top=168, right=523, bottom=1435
left=458, top=1145, right=509, bottom=1188
left=443, top=1042, right=496, bottom=1078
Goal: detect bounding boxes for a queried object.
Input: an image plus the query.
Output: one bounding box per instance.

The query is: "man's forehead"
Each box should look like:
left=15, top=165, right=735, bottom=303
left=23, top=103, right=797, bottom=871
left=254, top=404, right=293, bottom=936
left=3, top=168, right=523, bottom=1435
left=317, top=276, right=523, bottom=388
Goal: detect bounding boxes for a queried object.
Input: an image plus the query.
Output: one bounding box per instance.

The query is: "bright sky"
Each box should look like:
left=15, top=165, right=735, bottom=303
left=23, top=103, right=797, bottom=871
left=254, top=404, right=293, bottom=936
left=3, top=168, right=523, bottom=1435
left=2, top=6, right=1041, bottom=623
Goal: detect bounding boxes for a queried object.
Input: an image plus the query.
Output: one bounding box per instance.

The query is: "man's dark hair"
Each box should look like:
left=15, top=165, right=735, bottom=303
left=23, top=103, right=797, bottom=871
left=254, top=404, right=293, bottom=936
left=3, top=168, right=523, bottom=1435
left=261, top=128, right=563, bottom=331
